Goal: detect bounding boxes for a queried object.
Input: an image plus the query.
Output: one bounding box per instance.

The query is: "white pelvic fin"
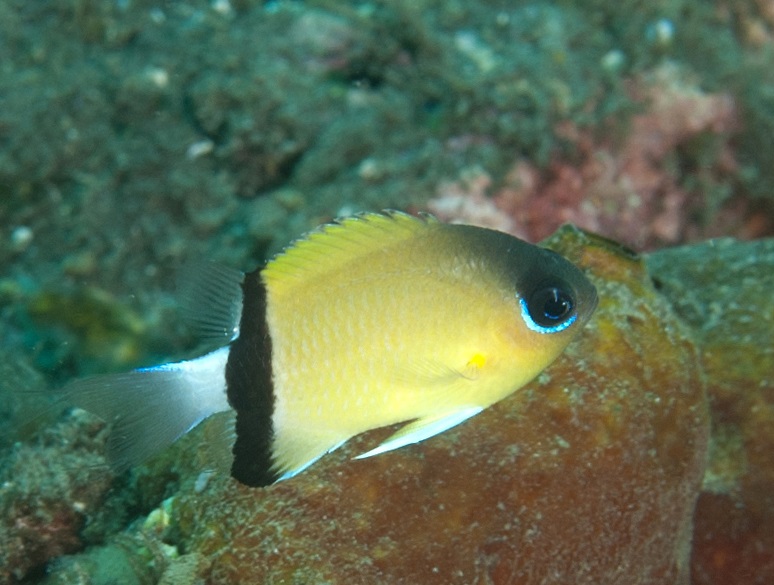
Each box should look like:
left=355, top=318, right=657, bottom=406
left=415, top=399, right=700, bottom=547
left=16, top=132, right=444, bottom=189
left=65, top=346, right=231, bottom=471
left=178, top=262, right=244, bottom=342
left=354, top=406, right=484, bottom=460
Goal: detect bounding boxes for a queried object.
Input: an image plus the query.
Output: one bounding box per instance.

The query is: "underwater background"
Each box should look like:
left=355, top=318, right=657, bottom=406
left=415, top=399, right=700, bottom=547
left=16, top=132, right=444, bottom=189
left=1, top=1, right=773, bottom=583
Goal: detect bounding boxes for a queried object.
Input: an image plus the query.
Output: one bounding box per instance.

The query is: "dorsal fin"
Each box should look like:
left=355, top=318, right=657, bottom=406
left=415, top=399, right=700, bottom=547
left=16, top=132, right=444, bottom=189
left=261, top=211, right=438, bottom=293
left=178, top=261, right=244, bottom=342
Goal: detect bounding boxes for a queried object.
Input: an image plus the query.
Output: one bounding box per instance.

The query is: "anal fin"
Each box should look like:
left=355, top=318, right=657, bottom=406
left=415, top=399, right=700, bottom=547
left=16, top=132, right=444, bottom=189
left=354, top=406, right=483, bottom=460
left=274, top=438, right=347, bottom=483
left=268, top=426, right=350, bottom=484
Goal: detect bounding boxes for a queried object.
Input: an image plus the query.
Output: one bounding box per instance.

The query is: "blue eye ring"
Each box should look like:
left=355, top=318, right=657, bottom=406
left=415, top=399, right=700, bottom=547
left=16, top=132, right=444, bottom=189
left=519, top=285, right=577, bottom=334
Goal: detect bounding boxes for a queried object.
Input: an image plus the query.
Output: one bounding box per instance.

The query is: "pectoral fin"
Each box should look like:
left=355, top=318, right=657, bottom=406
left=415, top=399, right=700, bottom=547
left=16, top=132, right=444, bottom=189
left=354, top=406, right=483, bottom=460
left=390, top=355, right=486, bottom=388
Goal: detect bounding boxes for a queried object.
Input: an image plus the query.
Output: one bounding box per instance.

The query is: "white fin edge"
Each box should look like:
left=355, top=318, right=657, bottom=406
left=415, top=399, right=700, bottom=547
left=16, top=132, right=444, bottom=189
left=354, top=406, right=484, bottom=460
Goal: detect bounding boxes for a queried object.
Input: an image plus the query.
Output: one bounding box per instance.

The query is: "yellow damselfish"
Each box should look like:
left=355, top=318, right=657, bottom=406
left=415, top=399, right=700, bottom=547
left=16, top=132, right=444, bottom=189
left=66, top=211, right=597, bottom=486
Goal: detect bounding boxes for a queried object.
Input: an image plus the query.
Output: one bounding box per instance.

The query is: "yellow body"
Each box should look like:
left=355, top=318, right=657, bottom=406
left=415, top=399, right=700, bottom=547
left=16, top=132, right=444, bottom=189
left=261, top=214, right=590, bottom=477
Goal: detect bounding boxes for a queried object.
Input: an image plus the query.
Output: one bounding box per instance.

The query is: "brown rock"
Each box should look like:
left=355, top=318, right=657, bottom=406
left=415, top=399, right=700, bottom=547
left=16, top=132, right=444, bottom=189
left=647, top=238, right=774, bottom=585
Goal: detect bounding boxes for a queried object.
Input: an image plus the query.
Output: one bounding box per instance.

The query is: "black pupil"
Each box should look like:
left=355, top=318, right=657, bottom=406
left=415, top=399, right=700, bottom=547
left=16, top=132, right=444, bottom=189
left=529, top=286, right=574, bottom=327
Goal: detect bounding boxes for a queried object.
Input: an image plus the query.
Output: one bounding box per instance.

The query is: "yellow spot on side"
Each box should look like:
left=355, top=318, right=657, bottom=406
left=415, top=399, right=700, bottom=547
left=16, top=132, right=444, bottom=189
left=468, top=353, right=486, bottom=369
left=461, top=353, right=487, bottom=380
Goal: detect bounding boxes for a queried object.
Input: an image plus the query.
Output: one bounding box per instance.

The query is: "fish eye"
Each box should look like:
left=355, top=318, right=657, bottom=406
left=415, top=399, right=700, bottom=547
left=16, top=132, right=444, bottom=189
left=519, top=284, right=577, bottom=334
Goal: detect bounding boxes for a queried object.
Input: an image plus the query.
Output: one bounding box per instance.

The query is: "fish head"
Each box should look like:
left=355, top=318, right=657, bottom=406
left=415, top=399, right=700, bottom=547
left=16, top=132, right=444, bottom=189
left=494, top=243, right=598, bottom=384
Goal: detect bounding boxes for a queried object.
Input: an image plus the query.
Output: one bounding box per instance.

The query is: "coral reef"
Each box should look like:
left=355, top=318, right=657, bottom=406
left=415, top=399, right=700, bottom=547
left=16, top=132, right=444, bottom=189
left=0, top=412, right=112, bottom=584
left=0, top=405, right=208, bottom=583
left=430, top=63, right=757, bottom=249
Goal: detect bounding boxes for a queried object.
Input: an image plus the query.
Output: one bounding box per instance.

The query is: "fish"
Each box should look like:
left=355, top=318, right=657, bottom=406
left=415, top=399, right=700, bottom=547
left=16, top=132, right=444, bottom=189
left=64, top=211, right=598, bottom=487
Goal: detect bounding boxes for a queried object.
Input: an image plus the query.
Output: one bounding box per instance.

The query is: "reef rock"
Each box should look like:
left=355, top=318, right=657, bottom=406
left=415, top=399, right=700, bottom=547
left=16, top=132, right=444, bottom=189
left=0, top=411, right=112, bottom=584
left=170, top=227, right=709, bottom=585
left=647, top=238, right=774, bottom=585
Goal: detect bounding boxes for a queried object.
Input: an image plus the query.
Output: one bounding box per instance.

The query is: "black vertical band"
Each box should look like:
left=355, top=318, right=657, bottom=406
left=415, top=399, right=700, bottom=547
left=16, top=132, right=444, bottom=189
left=225, top=268, right=278, bottom=486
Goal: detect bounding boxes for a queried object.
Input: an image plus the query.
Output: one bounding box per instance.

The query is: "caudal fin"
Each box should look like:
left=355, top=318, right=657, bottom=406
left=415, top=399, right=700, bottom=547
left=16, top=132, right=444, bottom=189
left=65, top=347, right=231, bottom=471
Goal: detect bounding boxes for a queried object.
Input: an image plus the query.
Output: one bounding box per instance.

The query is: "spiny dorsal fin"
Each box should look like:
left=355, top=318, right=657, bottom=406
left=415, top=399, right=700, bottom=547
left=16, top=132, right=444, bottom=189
left=261, top=211, right=438, bottom=293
